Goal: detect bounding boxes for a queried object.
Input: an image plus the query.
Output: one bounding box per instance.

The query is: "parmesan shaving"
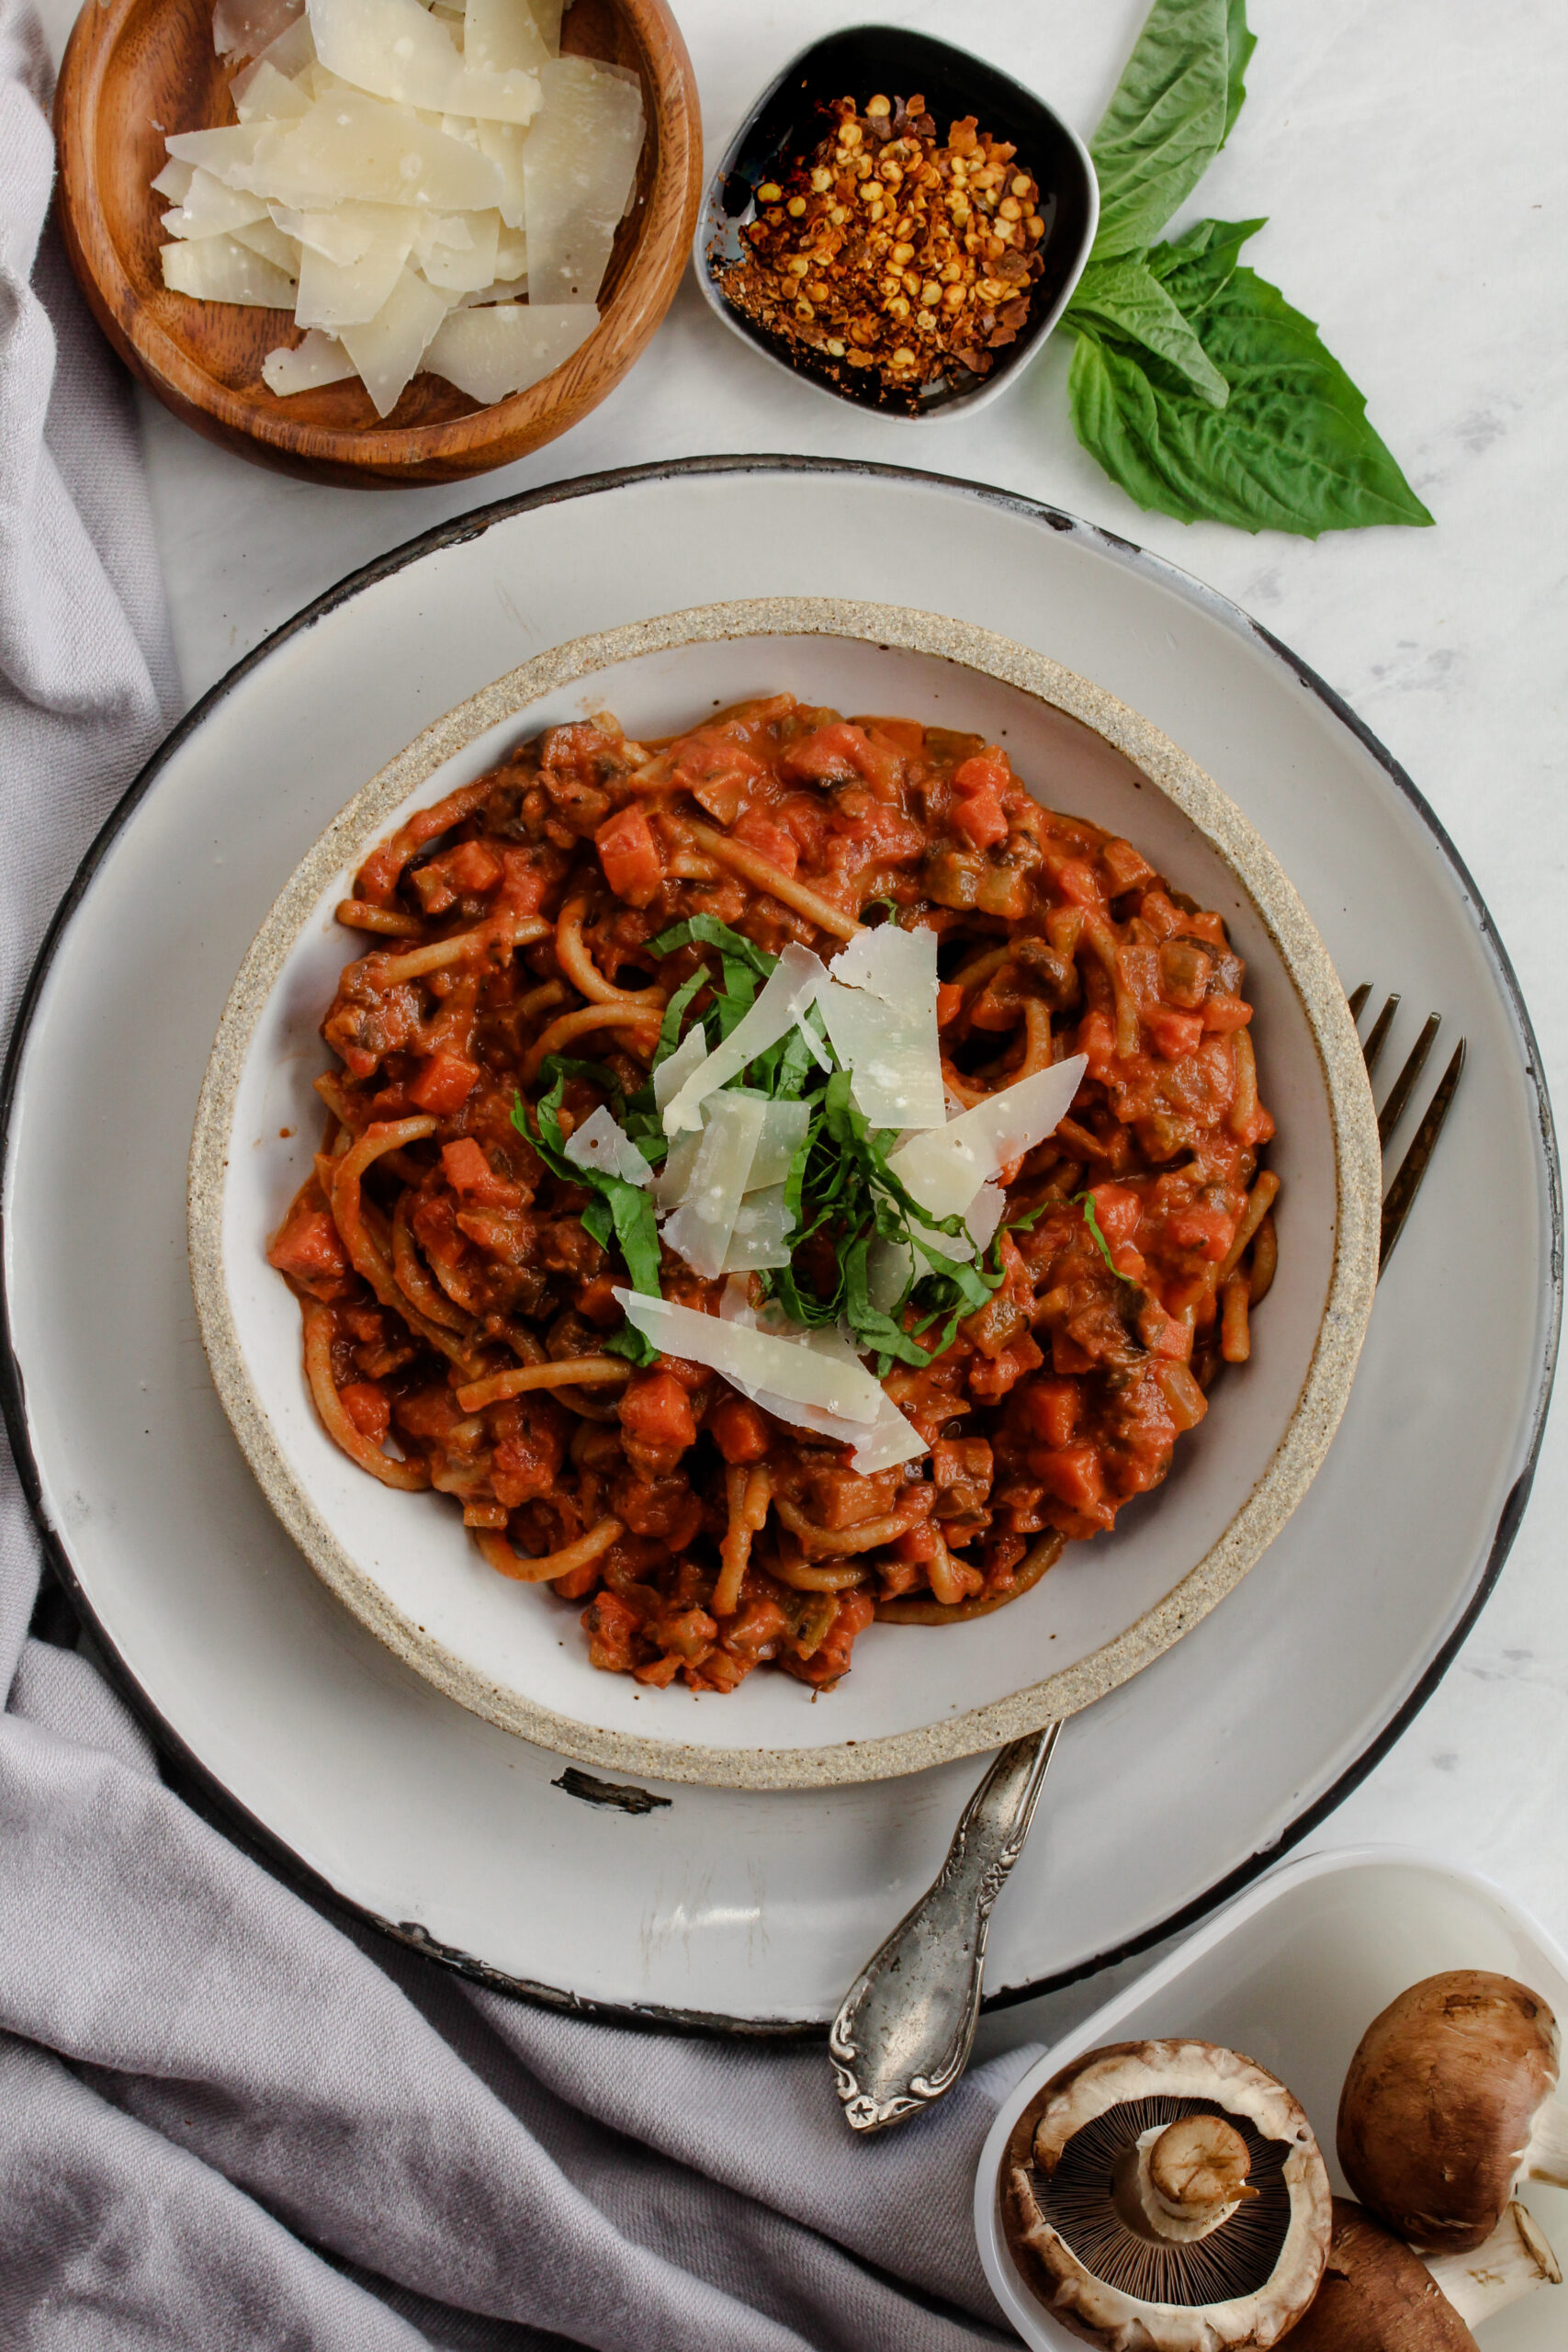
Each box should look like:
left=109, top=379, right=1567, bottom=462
left=161, top=164, right=270, bottom=238
left=232, top=61, right=311, bottom=119
left=262, top=329, right=358, bottom=391
left=818, top=976, right=946, bottom=1132
left=423, top=301, right=594, bottom=402
left=464, top=0, right=549, bottom=76
left=231, top=217, right=305, bottom=274
left=213, top=0, right=301, bottom=59
left=309, top=0, right=541, bottom=124
left=337, top=265, right=453, bottom=414
left=660, top=1093, right=765, bottom=1280
left=615, top=1290, right=886, bottom=1427
left=829, top=922, right=938, bottom=1007
left=562, top=1104, right=652, bottom=1188
left=720, top=1185, right=795, bottom=1273
left=743, top=1096, right=809, bottom=1192
left=652, top=1023, right=707, bottom=1114
left=294, top=215, right=417, bottom=328
left=161, top=232, right=298, bottom=308
left=661, top=944, right=827, bottom=1136
left=886, top=1055, right=1088, bottom=1220
left=522, top=55, right=644, bottom=303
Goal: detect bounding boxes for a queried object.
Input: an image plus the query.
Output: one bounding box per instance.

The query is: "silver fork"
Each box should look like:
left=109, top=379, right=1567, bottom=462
left=829, top=990, right=1466, bottom=2133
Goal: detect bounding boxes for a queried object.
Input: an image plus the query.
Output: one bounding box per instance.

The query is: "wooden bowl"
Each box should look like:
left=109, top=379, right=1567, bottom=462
left=53, top=0, right=702, bottom=487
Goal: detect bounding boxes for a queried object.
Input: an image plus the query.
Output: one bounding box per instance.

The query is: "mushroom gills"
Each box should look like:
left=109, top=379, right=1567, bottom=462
left=1043, top=2096, right=1293, bottom=2305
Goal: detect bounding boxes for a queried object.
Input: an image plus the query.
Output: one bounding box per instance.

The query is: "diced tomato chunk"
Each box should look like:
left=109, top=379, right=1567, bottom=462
left=1019, top=1380, right=1078, bottom=1450
left=1034, top=1442, right=1105, bottom=1511
left=618, top=1369, right=697, bottom=1453
left=706, top=1391, right=770, bottom=1464
left=783, top=721, right=872, bottom=784
left=936, top=980, right=962, bottom=1029
left=1087, top=1183, right=1141, bottom=1249
left=953, top=751, right=1011, bottom=798
left=952, top=791, right=1007, bottom=852
left=893, top=1521, right=942, bottom=1564
left=1202, top=992, right=1253, bottom=1034
left=409, top=1050, right=479, bottom=1114
left=1101, top=837, right=1156, bottom=894
left=443, top=839, right=503, bottom=895
left=440, top=1137, right=521, bottom=1206
left=1054, top=858, right=1104, bottom=909
left=339, top=1383, right=389, bottom=1442
left=266, top=1191, right=353, bottom=1301
left=594, top=806, right=662, bottom=908
left=499, top=848, right=552, bottom=918
left=1167, top=1203, right=1235, bottom=1261
left=1145, top=1006, right=1205, bottom=1060
left=729, top=808, right=798, bottom=876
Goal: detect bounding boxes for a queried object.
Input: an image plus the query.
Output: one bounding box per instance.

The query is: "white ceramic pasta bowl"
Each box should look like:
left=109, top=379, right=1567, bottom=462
left=188, top=596, right=1379, bottom=1790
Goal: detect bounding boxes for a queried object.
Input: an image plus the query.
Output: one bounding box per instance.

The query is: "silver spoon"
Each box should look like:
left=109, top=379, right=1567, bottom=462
left=829, top=1722, right=1061, bottom=2132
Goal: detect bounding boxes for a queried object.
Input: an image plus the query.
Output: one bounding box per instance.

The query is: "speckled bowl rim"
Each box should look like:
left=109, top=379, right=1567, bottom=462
left=188, top=597, right=1380, bottom=1790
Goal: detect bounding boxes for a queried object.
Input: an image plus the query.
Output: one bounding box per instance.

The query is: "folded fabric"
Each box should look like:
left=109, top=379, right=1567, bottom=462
left=0, top=8, right=1038, bottom=2343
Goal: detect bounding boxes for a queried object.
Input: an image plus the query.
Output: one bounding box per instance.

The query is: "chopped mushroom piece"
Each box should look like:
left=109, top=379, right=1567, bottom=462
left=1337, top=1971, right=1568, bottom=2254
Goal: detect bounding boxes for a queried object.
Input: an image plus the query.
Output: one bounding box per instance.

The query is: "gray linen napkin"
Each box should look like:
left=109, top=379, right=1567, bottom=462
left=0, top=8, right=1036, bottom=2341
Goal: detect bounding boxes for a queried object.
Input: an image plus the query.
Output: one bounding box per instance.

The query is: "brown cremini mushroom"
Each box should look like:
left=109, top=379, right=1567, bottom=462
left=1337, top=1971, right=1568, bottom=2253
left=1003, top=2039, right=1331, bottom=2352
left=1286, top=2196, right=1561, bottom=2350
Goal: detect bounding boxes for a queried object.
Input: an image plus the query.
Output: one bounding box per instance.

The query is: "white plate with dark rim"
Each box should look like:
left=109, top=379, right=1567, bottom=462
left=186, top=596, right=1376, bottom=1792
left=2, top=458, right=1557, bottom=2030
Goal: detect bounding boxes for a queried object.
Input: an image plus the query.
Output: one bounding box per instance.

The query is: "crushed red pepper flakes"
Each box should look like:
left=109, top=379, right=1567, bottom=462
left=716, top=93, right=1047, bottom=405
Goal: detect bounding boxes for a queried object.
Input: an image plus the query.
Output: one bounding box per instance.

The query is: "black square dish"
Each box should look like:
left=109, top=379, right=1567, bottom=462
left=694, top=24, right=1098, bottom=418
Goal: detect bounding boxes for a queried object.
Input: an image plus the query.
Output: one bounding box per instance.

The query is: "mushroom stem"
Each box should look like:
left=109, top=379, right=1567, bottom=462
left=1112, top=2115, right=1258, bottom=2244
left=1524, top=2093, right=1568, bottom=2186
left=1426, top=2199, right=1562, bottom=2328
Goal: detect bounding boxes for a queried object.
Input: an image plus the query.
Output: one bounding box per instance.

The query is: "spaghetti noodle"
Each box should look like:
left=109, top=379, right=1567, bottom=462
left=269, top=698, right=1278, bottom=1692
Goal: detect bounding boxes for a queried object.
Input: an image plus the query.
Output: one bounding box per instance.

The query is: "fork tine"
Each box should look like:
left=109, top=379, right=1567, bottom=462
left=1379, top=1039, right=1466, bottom=1276
left=1377, top=1011, right=1441, bottom=1148
left=1348, top=981, right=1372, bottom=1022
left=1361, top=993, right=1400, bottom=1077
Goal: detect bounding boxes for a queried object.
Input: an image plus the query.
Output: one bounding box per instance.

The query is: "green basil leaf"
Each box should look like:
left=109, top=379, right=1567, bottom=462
left=581, top=1193, right=613, bottom=1250
left=1089, top=0, right=1235, bottom=260
left=1067, top=254, right=1230, bottom=406
left=536, top=1053, right=626, bottom=1114
left=605, top=1182, right=663, bottom=1295
left=513, top=1081, right=663, bottom=1304
left=1148, top=213, right=1268, bottom=312
left=1224, top=0, right=1256, bottom=146
left=1066, top=265, right=1433, bottom=537
left=604, top=1319, right=658, bottom=1367
left=646, top=913, right=777, bottom=984
left=650, top=966, right=708, bottom=1071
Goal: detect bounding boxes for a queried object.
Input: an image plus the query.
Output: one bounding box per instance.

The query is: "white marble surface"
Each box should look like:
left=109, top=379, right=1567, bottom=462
left=38, top=0, right=1568, bottom=2014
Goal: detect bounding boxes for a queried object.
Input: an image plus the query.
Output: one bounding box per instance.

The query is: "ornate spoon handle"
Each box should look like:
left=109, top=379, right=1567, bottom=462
left=829, top=1721, right=1063, bottom=2132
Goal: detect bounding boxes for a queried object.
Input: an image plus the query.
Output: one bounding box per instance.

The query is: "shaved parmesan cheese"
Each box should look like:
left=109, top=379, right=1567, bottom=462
left=886, top=1055, right=1088, bottom=1220
left=743, top=1097, right=809, bottom=1192
left=464, top=0, right=548, bottom=75
left=652, top=1023, right=708, bottom=1116
left=651, top=1126, right=701, bottom=1214
left=866, top=1237, right=913, bottom=1314
left=522, top=55, right=642, bottom=303
left=262, top=329, right=357, bottom=391
left=243, top=94, right=505, bottom=212
left=231, top=217, right=305, bottom=274
left=615, top=1290, right=886, bottom=1427
left=662, top=1093, right=765, bottom=1280
left=338, top=264, right=452, bottom=413
left=474, top=118, right=527, bottom=228
left=161, top=233, right=298, bottom=308
left=151, top=157, right=195, bottom=202
left=238, top=10, right=318, bottom=84
left=830, top=922, right=938, bottom=1006
left=845, top=1397, right=929, bottom=1475
left=720, top=1185, right=795, bottom=1273
left=563, top=1104, right=652, bottom=1187
left=525, top=0, right=561, bottom=51
left=310, top=0, right=540, bottom=123
left=417, top=207, right=500, bottom=291
left=423, top=300, right=591, bottom=400
left=269, top=200, right=378, bottom=265
left=214, top=0, right=301, bottom=59
left=161, top=165, right=270, bottom=239
left=662, top=944, right=827, bottom=1137
left=295, top=214, right=416, bottom=327
left=232, top=60, right=312, bottom=120
left=164, top=122, right=274, bottom=181
left=818, top=976, right=946, bottom=1132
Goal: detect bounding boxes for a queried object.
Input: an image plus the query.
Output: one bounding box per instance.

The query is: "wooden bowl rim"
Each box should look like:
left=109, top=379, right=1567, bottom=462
left=53, top=0, right=700, bottom=469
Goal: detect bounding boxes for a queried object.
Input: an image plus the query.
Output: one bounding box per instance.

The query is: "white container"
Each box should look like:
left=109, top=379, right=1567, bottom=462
left=976, top=1846, right=1568, bottom=2351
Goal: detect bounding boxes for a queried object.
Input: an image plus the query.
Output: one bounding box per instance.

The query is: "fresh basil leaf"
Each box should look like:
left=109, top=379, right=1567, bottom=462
left=1089, top=0, right=1235, bottom=260
left=1067, top=254, right=1230, bottom=406
left=581, top=1193, right=613, bottom=1250
left=646, top=914, right=776, bottom=984
left=513, top=1081, right=664, bottom=1302
left=1066, top=264, right=1433, bottom=537
left=650, top=966, right=707, bottom=1071
left=1148, top=213, right=1268, bottom=312
left=1075, top=1189, right=1138, bottom=1284
left=1224, top=0, right=1255, bottom=146
left=604, top=1319, right=658, bottom=1368
left=604, top=1183, right=663, bottom=1295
